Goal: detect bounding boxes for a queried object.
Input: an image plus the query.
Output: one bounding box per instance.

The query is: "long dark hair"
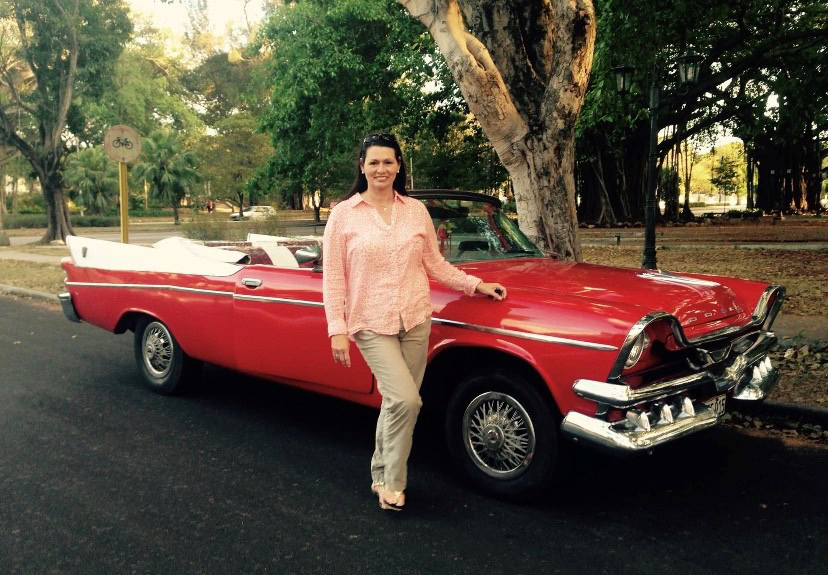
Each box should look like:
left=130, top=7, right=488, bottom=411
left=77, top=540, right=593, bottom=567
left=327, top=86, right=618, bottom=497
left=344, top=133, right=408, bottom=200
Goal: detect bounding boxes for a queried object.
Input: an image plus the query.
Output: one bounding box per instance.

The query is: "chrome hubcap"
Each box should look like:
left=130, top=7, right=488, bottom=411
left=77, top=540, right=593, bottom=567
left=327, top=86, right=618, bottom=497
left=143, top=322, right=173, bottom=378
left=463, top=392, right=536, bottom=479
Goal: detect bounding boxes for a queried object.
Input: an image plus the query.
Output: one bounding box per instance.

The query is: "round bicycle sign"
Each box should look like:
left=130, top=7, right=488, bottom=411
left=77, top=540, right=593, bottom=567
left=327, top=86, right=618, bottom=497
left=104, top=125, right=142, bottom=163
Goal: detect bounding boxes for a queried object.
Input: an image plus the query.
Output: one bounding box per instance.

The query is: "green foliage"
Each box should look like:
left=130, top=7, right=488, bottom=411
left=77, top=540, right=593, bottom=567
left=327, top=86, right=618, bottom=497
left=193, top=112, right=272, bottom=207
left=64, top=147, right=119, bottom=214
left=710, top=155, right=739, bottom=197
left=2, top=213, right=45, bottom=228
left=182, top=214, right=242, bottom=241
left=11, top=192, right=45, bottom=214
left=132, top=130, right=199, bottom=222
left=182, top=213, right=284, bottom=241
left=258, top=0, right=505, bottom=200
left=2, top=213, right=120, bottom=229
left=3, top=0, right=133, bottom=139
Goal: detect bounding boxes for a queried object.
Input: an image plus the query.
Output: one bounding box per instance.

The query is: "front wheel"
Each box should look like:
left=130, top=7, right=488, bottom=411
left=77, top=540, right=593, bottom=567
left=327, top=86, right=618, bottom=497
left=445, top=369, right=560, bottom=499
left=134, top=316, right=201, bottom=395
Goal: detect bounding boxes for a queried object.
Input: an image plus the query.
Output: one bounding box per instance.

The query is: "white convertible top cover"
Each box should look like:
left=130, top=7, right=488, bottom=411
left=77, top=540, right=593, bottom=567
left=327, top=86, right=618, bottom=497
left=66, top=235, right=243, bottom=277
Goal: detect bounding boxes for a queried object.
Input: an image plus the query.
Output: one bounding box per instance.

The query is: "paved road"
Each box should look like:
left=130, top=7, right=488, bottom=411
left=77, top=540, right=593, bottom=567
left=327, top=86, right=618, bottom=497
left=1, top=296, right=827, bottom=575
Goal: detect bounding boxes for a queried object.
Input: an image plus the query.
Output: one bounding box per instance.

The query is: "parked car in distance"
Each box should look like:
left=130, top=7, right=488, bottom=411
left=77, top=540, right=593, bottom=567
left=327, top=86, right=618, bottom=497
left=230, top=205, right=277, bottom=221
left=59, top=190, right=784, bottom=498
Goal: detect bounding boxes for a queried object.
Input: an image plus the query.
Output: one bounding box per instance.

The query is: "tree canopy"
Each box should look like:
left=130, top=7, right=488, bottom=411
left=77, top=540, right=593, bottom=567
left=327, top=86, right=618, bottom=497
left=0, top=0, right=132, bottom=241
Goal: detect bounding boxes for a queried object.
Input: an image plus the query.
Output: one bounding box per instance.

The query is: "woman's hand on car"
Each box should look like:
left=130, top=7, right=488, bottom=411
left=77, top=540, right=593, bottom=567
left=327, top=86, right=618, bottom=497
left=476, top=282, right=507, bottom=301
left=331, top=334, right=351, bottom=367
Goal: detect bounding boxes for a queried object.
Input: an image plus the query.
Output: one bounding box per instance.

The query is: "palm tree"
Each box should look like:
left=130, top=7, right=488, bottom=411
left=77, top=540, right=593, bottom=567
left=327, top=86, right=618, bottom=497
left=64, top=147, right=119, bottom=215
left=132, top=130, right=199, bottom=224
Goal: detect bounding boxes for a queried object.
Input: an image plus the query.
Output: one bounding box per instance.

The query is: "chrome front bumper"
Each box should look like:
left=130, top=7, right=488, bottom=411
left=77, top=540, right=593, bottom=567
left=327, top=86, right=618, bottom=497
left=58, top=291, right=81, bottom=323
left=560, top=330, right=780, bottom=452
left=561, top=403, right=720, bottom=452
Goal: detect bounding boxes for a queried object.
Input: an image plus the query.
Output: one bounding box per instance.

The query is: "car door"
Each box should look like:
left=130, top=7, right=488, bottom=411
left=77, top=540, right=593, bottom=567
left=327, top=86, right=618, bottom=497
left=232, top=263, right=374, bottom=394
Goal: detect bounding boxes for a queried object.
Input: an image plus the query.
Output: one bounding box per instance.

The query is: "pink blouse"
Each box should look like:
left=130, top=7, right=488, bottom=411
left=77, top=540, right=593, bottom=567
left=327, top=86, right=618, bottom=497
left=323, top=192, right=481, bottom=337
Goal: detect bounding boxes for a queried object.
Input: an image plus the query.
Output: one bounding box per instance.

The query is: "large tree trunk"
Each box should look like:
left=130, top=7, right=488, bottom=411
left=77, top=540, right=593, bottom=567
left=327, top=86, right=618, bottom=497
left=398, top=0, right=595, bottom=260
left=40, top=174, right=74, bottom=243
left=0, top=171, right=6, bottom=217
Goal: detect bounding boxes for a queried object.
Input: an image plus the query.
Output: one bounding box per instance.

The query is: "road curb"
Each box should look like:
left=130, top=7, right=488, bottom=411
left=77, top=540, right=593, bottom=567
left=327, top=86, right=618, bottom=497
left=0, top=283, right=59, bottom=302
left=734, top=400, right=828, bottom=426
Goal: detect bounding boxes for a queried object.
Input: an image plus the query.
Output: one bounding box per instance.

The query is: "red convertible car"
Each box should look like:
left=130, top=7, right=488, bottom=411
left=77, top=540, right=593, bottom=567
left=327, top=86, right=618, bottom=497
left=59, top=191, right=783, bottom=497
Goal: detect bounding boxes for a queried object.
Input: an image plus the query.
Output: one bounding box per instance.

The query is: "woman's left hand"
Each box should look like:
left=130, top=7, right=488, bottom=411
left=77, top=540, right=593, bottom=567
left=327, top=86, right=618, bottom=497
left=475, top=282, right=507, bottom=301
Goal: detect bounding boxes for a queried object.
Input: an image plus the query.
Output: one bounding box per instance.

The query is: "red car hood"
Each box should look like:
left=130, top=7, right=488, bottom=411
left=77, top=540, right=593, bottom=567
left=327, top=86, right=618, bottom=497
left=458, top=258, right=747, bottom=327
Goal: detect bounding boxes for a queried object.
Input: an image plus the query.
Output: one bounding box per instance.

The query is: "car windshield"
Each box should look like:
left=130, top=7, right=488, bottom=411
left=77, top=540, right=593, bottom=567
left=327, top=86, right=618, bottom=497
left=418, top=197, right=543, bottom=262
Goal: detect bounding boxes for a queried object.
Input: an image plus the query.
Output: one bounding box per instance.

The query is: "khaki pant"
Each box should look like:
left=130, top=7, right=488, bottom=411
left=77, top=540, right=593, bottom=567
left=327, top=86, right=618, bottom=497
left=354, top=317, right=431, bottom=492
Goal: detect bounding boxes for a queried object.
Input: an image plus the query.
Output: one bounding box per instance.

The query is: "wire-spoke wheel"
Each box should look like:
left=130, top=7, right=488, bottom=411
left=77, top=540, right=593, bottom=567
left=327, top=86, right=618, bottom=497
left=463, top=392, right=536, bottom=479
left=446, top=369, right=559, bottom=499
left=133, top=316, right=201, bottom=395
left=142, top=322, right=174, bottom=378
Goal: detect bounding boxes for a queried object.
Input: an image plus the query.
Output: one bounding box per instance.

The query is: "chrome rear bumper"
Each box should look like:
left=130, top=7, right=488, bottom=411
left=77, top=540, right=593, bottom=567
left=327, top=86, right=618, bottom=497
left=58, top=291, right=81, bottom=323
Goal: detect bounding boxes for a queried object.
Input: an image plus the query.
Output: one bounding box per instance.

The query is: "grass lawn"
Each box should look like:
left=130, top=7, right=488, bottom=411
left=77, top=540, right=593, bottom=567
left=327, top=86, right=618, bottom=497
left=0, top=260, right=65, bottom=294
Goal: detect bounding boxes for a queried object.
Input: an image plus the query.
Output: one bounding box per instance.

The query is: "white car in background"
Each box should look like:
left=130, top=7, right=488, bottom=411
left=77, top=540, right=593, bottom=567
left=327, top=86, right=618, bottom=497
left=230, top=206, right=277, bottom=221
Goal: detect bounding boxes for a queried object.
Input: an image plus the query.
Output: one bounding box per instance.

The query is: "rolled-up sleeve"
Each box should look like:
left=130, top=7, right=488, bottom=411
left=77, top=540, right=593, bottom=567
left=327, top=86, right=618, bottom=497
left=419, top=204, right=480, bottom=296
left=322, top=208, right=348, bottom=337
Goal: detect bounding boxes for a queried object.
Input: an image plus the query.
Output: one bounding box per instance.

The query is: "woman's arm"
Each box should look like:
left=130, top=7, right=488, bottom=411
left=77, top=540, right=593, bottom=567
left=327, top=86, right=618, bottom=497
left=322, top=208, right=348, bottom=337
left=418, top=204, right=509, bottom=300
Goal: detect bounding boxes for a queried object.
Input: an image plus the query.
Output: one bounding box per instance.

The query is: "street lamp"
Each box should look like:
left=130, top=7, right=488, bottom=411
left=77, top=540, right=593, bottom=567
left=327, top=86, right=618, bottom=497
left=615, top=50, right=703, bottom=269
left=677, top=50, right=703, bottom=85
left=612, top=65, right=634, bottom=96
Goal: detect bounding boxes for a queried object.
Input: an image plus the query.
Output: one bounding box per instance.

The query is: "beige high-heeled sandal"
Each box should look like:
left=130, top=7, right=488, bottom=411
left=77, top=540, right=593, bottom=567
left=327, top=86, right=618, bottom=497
left=379, top=489, right=404, bottom=511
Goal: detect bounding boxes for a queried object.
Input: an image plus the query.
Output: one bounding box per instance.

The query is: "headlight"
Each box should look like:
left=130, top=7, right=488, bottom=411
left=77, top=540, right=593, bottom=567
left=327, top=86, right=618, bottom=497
left=624, top=332, right=650, bottom=369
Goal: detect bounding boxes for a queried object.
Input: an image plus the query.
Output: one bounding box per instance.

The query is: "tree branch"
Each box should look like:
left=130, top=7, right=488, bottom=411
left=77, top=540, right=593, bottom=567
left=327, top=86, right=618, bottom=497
left=51, top=0, right=80, bottom=157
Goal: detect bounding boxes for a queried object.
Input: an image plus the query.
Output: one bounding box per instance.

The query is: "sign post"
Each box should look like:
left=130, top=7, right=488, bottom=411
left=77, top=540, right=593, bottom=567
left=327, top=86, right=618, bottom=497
left=103, top=125, right=142, bottom=243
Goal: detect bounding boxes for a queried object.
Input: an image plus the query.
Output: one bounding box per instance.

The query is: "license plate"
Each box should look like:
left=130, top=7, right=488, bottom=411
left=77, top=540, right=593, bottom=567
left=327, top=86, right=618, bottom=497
left=703, top=394, right=726, bottom=417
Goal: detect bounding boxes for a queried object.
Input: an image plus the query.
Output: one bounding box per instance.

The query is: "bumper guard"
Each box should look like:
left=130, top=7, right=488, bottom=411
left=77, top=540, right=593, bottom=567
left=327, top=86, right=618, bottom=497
left=58, top=292, right=81, bottom=323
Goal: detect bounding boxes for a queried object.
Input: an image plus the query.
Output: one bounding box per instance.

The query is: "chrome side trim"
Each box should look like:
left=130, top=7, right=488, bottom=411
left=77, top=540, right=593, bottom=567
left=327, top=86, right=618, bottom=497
left=233, top=293, right=324, bottom=307
left=58, top=292, right=81, bottom=323
left=561, top=405, right=720, bottom=452
left=758, top=285, right=785, bottom=330
left=64, top=281, right=234, bottom=297
left=430, top=317, right=617, bottom=351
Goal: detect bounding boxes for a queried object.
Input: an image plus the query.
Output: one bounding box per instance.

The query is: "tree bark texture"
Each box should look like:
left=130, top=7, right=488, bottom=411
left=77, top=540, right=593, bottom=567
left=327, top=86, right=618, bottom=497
left=398, top=0, right=595, bottom=259
left=41, top=174, right=74, bottom=243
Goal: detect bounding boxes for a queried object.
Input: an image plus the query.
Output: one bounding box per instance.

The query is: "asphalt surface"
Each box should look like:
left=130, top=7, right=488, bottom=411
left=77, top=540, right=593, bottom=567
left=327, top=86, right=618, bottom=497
left=1, top=296, right=827, bottom=575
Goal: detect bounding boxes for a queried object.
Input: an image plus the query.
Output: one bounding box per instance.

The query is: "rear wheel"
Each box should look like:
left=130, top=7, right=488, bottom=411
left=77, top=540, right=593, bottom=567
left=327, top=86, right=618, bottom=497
left=134, top=316, right=201, bottom=395
left=445, top=369, right=559, bottom=498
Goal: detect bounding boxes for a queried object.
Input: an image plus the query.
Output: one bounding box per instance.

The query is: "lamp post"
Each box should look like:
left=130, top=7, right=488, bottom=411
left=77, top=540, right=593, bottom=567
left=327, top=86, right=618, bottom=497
left=616, top=50, right=702, bottom=270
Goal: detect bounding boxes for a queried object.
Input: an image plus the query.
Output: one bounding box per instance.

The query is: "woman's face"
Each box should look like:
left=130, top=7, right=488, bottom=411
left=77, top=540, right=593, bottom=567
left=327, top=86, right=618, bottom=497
left=362, top=145, right=399, bottom=191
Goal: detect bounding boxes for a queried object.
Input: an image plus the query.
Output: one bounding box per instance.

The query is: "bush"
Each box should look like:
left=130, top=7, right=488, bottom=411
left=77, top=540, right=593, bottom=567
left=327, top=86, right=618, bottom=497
left=129, top=208, right=175, bottom=218
left=247, top=213, right=286, bottom=237
left=182, top=213, right=286, bottom=241
left=183, top=215, right=246, bottom=241
left=76, top=215, right=121, bottom=227
left=14, top=193, right=46, bottom=214
left=3, top=213, right=47, bottom=228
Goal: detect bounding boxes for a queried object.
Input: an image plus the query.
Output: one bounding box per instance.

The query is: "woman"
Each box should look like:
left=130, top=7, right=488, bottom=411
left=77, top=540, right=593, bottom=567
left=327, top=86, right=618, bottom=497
left=323, top=133, right=506, bottom=511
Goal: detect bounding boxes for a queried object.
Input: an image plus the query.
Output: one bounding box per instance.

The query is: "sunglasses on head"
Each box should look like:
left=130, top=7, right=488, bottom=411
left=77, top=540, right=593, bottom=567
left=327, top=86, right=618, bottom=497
left=362, top=133, right=397, bottom=146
